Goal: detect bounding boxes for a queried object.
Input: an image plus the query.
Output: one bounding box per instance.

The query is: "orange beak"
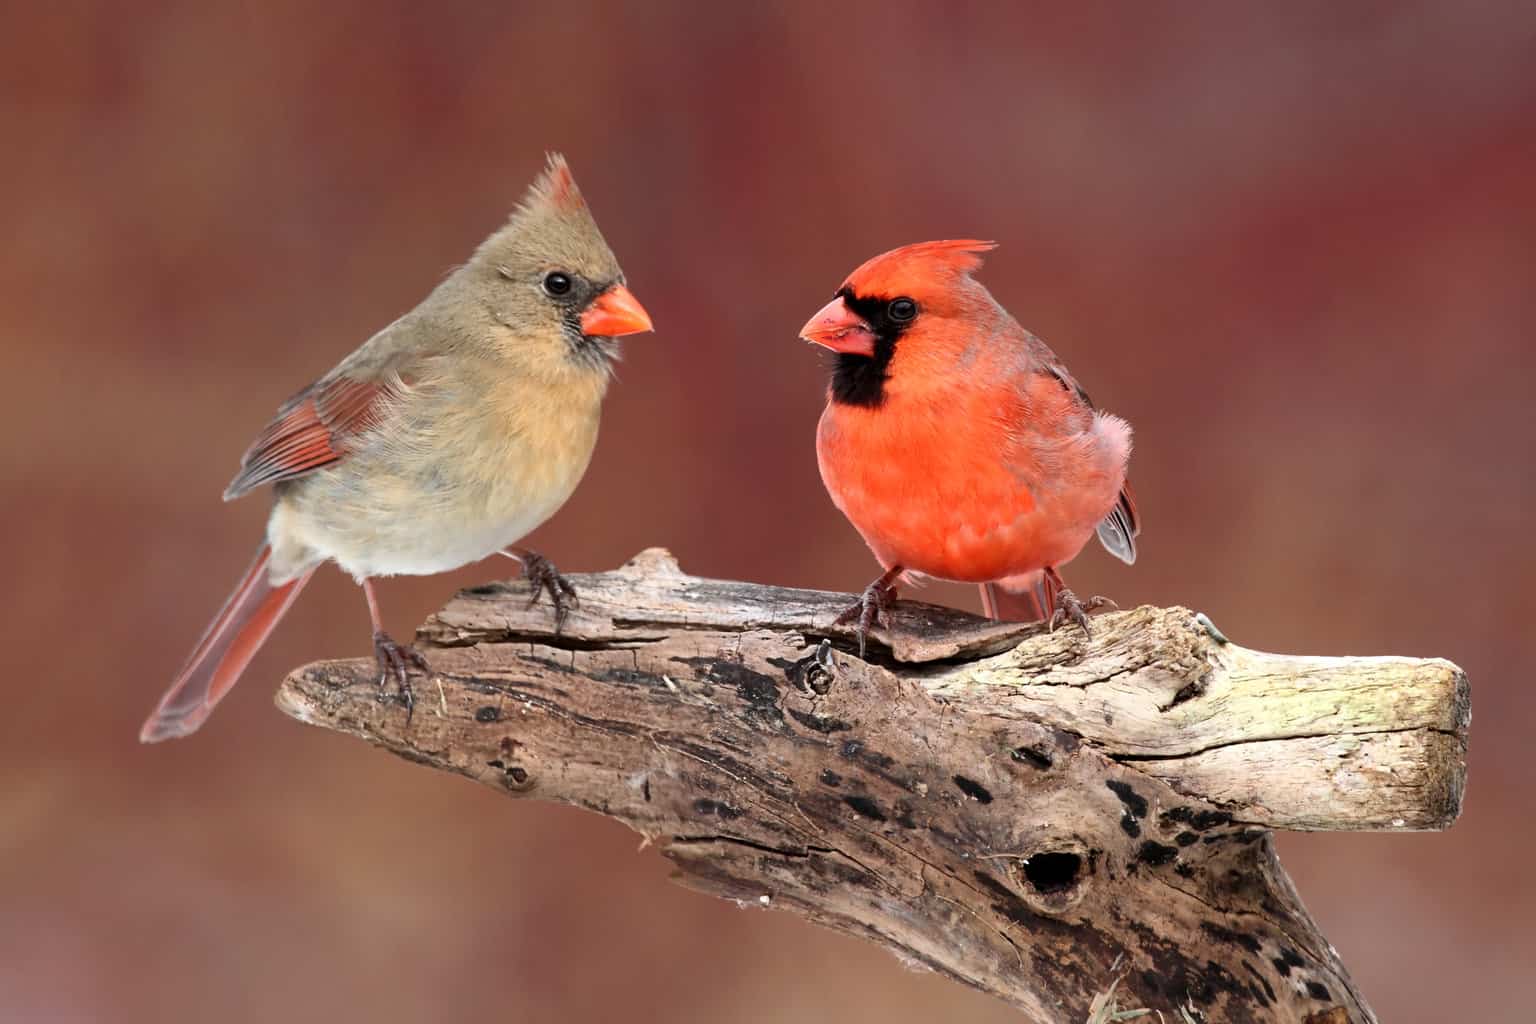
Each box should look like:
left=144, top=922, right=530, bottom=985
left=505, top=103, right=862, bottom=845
left=798, top=296, right=877, bottom=357
left=580, top=284, right=654, bottom=338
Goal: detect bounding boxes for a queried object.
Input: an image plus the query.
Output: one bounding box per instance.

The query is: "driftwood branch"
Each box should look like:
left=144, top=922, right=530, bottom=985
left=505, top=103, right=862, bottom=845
left=277, top=549, right=1468, bottom=1023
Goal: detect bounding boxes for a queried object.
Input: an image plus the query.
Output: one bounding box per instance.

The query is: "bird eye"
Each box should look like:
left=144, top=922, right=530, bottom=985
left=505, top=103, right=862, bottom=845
left=543, top=271, right=574, bottom=296
left=887, top=297, right=918, bottom=323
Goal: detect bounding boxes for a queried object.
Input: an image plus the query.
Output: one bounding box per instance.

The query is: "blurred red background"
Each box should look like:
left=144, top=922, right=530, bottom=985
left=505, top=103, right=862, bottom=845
left=3, top=2, right=1532, bottom=1020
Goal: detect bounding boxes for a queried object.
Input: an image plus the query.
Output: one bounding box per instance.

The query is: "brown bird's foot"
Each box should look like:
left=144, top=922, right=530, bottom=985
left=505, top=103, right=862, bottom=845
left=834, top=565, right=904, bottom=659
left=1047, top=590, right=1116, bottom=639
left=516, top=550, right=578, bottom=631
left=372, top=630, right=429, bottom=718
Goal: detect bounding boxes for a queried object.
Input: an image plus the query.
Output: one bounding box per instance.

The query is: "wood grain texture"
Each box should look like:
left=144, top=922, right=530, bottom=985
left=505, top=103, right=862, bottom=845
left=277, top=549, right=1469, bottom=1023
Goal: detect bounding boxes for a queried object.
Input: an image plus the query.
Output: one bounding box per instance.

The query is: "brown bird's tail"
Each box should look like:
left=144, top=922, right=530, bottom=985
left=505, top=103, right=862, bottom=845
left=979, top=571, right=1057, bottom=623
left=140, top=544, right=315, bottom=743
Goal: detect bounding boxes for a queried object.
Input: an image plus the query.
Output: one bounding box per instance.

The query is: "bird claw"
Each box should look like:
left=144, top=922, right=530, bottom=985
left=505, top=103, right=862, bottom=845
left=520, top=552, right=578, bottom=631
left=373, top=630, right=429, bottom=720
left=835, top=579, right=897, bottom=660
left=1047, top=590, right=1114, bottom=639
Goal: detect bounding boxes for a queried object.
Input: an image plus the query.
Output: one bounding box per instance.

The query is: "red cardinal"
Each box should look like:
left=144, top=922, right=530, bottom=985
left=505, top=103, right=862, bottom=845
left=799, top=240, right=1137, bottom=651
left=140, top=155, right=653, bottom=742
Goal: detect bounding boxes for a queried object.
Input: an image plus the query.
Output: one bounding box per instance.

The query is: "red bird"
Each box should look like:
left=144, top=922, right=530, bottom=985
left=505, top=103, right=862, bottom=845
left=799, top=240, right=1138, bottom=651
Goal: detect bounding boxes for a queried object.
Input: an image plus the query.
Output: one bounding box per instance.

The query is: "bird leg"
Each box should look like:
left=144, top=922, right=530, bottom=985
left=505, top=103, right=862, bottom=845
left=500, top=547, right=578, bottom=631
left=1044, top=566, right=1116, bottom=639
left=834, top=564, right=904, bottom=659
left=363, top=578, right=428, bottom=716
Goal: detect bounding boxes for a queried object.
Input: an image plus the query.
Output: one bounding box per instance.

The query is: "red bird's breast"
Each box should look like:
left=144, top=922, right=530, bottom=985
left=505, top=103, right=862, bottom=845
left=816, top=366, right=1129, bottom=584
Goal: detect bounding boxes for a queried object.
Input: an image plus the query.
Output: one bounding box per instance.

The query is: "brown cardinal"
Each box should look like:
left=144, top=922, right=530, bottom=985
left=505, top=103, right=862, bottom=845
left=799, top=240, right=1137, bottom=652
left=140, top=154, right=653, bottom=742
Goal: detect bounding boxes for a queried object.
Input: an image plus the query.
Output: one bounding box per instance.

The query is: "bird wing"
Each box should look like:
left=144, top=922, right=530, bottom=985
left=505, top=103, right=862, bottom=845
left=1095, top=479, right=1140, bottom=565
left=1039, top=362, right=1141, bottom=565
left=222, top=372, right=407, bottom=500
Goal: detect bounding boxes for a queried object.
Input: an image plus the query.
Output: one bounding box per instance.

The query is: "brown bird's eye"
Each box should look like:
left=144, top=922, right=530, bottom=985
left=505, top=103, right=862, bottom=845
left=888, top=297, right=917, bottom=323
left=543, top=271, right=573, bottom=296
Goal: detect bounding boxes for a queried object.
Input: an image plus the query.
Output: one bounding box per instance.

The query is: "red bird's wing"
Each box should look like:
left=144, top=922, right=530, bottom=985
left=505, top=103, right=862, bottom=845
left=223, top=374, right=402, bottom=500
left=1041, top=363, right=1141, bottom=565
left=1095, top=480, right=1140, bottom=564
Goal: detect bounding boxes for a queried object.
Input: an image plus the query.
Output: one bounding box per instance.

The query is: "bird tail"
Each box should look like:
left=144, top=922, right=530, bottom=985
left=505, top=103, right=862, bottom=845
left=979, top=571, right=1058, bottom=623
left=140, top=543, right=315, bottom=743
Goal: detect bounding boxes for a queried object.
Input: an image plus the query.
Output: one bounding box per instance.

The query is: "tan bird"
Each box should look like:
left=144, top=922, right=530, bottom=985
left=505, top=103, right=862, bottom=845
left=141, top=154, right=653, bottom=743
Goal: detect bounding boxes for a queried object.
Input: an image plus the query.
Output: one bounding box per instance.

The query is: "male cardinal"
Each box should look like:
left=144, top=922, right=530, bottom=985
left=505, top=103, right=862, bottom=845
left=799, top=240, right=1137, bottom=652
left=140, top=154, right=653, bottom=742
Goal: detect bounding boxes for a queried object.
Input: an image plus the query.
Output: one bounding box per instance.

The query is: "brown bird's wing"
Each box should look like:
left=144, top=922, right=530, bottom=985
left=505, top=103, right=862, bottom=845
left=222, top=373, right=405, bottom=500
left=1041, top=362, right=1141, bottom=565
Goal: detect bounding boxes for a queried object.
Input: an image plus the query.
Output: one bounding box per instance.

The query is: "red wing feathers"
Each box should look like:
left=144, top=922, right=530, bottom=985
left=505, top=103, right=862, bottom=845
left=223, top=375, right=397, bottom=500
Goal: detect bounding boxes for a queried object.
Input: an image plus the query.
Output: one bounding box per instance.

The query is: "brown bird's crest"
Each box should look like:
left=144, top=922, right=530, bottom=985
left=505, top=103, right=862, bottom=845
left=524, top=152, right=586, bottom=213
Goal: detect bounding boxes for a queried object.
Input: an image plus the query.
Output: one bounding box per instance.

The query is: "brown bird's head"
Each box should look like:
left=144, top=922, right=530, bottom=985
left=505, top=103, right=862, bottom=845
left=465, top=153, right=652, bottom=373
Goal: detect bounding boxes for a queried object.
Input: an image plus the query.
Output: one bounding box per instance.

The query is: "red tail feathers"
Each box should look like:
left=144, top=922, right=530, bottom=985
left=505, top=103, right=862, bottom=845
left=140, top=544, right=315, bottom=742
left=979, top=572, right=1058, bottom=623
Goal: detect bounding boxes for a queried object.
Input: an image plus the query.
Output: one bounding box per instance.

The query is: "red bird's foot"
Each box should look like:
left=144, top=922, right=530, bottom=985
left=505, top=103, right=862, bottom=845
left=1047, top=590, right=1116, bottom=639
left=835, top=566, right=904, bottom=659
left=517, top=551, right=578, bottom=631
left=373, top=630, right=429, bottom=716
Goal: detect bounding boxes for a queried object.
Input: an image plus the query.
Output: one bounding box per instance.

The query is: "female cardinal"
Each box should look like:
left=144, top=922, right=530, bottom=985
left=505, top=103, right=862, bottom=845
left=140, top=154, right=653, bottom=742
left=799, top=240, right=1138, bottom=652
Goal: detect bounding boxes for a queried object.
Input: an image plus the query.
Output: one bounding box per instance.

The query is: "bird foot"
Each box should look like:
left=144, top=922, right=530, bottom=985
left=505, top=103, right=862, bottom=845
left=1048, top=590, right=1116, bottom=639
left=835, top=575, right=899, bottom=660
left=373, top=630, right=429, bottom=718
left=519, top=551, right=578, bottom=631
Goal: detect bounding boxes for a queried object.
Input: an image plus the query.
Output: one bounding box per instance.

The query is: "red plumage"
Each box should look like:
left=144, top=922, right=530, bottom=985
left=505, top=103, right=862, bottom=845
left=223, top=376, right=397, bottom=499
left=800, top=240, right=1138, bottom=643
left=139, top=545, right=315, bottom=742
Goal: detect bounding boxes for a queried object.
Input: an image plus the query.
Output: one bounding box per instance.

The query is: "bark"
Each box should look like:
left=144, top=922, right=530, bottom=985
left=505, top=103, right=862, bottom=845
left=277, top=549, right=1468, bottom=1023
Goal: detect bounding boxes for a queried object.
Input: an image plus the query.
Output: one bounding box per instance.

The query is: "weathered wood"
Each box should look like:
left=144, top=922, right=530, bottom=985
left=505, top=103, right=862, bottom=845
left=277, top=548, right=1468, bottom=1023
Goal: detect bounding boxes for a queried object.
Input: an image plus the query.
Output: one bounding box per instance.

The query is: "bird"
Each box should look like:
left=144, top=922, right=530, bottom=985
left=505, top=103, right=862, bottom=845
left=140, top=154, right=653, bottom=743
left=797, top=239, right=1138, bottom=654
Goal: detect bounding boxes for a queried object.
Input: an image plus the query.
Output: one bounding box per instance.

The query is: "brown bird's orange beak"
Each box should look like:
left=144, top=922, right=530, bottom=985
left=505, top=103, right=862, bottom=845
left=799, top=296, right=877, bottom=357
left=580, top=284, right=654, bottom=338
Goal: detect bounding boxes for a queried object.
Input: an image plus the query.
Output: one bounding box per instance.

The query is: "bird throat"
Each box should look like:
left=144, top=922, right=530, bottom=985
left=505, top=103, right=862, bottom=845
left=563, top=314, right=621, bottom=374
left=828, top=290, right=906, bottom=409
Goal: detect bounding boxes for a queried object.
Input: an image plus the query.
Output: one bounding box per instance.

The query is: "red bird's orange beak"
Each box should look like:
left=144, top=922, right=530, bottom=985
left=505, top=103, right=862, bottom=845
left=580, top=284, right=654, bottom=337
left=798, top=296, right=876, bottom=357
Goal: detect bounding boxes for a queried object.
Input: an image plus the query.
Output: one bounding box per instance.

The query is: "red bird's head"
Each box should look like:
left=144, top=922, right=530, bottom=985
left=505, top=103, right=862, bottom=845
left=799, top=240, right=1000, bottom=407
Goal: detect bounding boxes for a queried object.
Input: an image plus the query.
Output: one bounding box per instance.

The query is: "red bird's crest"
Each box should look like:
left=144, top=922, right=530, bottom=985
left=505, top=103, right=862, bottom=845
left=843, top=239, right=997, bottom=296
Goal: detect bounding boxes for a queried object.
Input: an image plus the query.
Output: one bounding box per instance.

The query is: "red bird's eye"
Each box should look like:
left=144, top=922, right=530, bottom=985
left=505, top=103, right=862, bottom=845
left=887, top=298, right=918, bottom=323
